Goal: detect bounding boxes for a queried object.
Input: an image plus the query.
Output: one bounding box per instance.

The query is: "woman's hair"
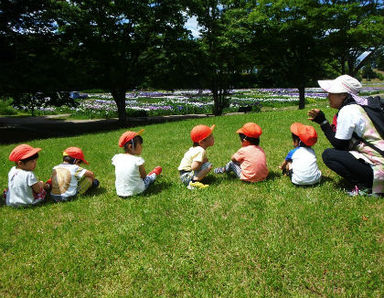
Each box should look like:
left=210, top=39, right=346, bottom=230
left=124, top=135, right=143, bottom=152
left=239, top=133, right=259, bottom=146
left=20, top=153, right=39, bottom=163
left=291, top=133, right=308, bottom=147
left=63, top=155, right=81, bottom=164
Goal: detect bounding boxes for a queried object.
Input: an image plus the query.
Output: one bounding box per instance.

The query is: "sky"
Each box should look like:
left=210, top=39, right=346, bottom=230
left=184, top=15, right=201, bottom=38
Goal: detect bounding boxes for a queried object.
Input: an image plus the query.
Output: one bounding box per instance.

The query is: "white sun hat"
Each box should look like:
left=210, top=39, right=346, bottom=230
left=318, top=75, right=362, bottom=94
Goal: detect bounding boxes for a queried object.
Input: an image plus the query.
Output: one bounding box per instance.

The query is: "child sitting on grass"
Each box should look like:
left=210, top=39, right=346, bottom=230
left=50, top=147, right=99, bottom=202
left=214, top=122, right=269, bottom=182
left=112, top=130, right=162, bottom=197
left=178, top=124, right=215, bottom=189
left=5, top=144, right=50, bottom=207
left=279, top=122, right=322, bottom=186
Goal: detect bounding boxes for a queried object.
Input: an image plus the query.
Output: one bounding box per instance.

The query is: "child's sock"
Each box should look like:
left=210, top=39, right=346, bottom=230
left=214, top=167, right=225, bottom=174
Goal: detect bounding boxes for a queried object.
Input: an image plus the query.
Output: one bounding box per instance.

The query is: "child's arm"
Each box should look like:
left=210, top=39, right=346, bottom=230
left=279, top=160, right=288, bottom=170
left=31, top=181, right=44, bottom=193
left=139, top=165, right=146, bottom=179
left=191, top=161, right=202, bottom=171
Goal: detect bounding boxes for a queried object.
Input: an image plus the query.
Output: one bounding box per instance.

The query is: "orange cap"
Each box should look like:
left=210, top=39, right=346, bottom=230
left=236, top=122, right=262, bottom=138
left=190, top=124, right=215, bottom=143
left=9, top=144, right=41, bottom=162
left=290, top=122, right=317, bottom=146
left=118, top=129, right=144, bottom=147
left=63, top=147, right=89, bottom=164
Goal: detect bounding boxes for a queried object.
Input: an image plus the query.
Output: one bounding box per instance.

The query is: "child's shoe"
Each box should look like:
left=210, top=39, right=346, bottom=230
left=187, top=181, right=209, bottom=190
left=148, top=166, right=162, bottom=176
left=347, top=185, right=375, bottom=197
left=92, top=179, right=100, bottom=188
left=214, top=167, right=225, bottom=174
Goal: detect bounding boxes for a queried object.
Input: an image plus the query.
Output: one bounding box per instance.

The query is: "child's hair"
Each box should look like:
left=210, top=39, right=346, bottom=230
left=292, top=133, right=308, bottom=147
left=19, top=153, right=39, bottom=163
left=124, top=135, right=143, bottom=152
left=239, top=133, right=259, bottom=146
left=63, top=155, right=81, bottom=164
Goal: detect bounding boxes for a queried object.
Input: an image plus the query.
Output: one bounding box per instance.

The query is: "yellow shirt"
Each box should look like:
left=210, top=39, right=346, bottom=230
left=178, top=146, right=206, bottom=171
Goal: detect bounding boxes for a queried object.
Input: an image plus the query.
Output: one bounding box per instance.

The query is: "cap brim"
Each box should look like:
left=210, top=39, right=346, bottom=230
left=22, top=147, right=42, bottom=160
left=290, top=122, right=301, bottom=136
left=81, top=158, right=89, bottom=165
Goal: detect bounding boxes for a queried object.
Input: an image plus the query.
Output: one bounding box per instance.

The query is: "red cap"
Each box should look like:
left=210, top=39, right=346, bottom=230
left=290, top=122, right=318, bottom=146
left=63, top=147, right=89, bottom=164
left=190, top=125, right=215, bottom=143
left=118, top=129, right=144, bottom=147
left=9, top=144, right=41, bottom=162
left=236, top=122, right=262, bottom=138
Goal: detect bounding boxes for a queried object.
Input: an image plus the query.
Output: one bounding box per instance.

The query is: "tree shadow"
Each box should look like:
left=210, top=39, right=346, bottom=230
left=0, top=114, right=210, bottom=144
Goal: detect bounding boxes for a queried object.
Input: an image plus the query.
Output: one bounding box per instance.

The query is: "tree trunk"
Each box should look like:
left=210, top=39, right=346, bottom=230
left=111, top=88, right=127, bottom=126
left=212, top=89, right=222, bottom=116
left=298, top=86, right=305, bottom=110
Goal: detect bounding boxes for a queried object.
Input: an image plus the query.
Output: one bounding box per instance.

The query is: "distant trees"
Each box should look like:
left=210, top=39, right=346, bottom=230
left=1, top=0, right=383, bottom=119
left=53, top=0, right=190, bottom=124
left=323, top=0, right=384, bottom=76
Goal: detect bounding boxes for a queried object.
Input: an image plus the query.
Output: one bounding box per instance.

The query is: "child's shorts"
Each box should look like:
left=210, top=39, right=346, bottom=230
left=179, top=162, right=212, bottom=186
left=179, top=170, right=194, bottom=186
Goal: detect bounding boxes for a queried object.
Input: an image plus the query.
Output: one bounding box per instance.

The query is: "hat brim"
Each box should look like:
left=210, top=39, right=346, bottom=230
left=318, top=79, right=348, bottom=94
left=21, top=147, right=41, bottom=161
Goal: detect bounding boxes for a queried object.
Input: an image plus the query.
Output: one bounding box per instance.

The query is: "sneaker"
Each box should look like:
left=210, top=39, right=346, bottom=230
left=347, top=185, right=373, bottom=197
left=92, top=179, right=100, bottom=188
left=214, top=167, right=225, bottom=174
left=187, top=181, right=209, bottom=190
left=148, top=166, right=162, bottom=176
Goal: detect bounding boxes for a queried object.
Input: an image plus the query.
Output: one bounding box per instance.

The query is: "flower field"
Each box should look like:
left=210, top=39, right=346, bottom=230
left=12, top=86, right=384, bottom=119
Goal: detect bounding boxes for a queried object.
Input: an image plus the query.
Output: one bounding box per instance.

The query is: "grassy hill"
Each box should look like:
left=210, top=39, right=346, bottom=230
left=1, top=102, right=383, bottom=296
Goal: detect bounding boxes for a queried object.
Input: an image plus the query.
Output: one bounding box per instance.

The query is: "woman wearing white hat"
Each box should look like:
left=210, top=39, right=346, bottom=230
left=308, top=74, right=384, bottom=196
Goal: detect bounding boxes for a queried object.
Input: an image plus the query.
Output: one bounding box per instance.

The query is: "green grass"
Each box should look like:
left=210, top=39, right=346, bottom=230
left=1, top=102, right=383, bottom=296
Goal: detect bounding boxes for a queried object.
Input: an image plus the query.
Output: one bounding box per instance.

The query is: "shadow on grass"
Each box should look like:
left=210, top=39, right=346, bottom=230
left=1, top=119, right=122, bottom=144
left=82, top=186, right=107, bottom=197
left=142, top=180, right=173, bottom=197
left=0, top=114, right=210, bottom=144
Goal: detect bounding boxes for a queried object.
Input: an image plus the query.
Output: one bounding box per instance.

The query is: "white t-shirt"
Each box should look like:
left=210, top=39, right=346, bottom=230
left=286, top=147, right=322, bottom=185
left=335, top=104, right=375, bottom=164
left=335, top=104, right=366, bottom=140
left=6, top=166, right=38, bottom=207
left=50, top=163, right=87, bottom=198
left=178, top=146, right=206, bottom=171
left=112, top=153, right=145, bottom=196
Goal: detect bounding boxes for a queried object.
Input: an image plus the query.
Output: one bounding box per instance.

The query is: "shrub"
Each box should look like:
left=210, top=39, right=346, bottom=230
left=0, top=98, right=17, bottom=115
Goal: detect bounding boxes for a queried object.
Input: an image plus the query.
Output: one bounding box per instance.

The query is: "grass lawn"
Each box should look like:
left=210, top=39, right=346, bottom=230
left=1, top=102, right=383, bottom=296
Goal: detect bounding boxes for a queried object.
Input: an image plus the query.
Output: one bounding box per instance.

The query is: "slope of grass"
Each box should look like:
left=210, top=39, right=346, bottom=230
left=1, top=102, right=383, bottom=296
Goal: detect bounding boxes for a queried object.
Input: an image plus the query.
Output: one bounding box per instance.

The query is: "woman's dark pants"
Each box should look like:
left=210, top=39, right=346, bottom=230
left=322, top=148, right=373, bottom=189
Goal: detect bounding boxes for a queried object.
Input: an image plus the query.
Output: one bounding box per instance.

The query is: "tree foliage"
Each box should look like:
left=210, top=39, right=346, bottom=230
left=1, top=0, right=383, bottom=118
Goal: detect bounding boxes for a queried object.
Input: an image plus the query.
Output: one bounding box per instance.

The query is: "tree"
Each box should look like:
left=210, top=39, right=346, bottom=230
left=324, top=0, right=384, bottom=76
left=54, top=0, right=189, bottom=125
left=189, top=0, right=253, bottom=115
left=247, top=0, right=330, bottom=109
left=0, top=1, right=68, bottom=94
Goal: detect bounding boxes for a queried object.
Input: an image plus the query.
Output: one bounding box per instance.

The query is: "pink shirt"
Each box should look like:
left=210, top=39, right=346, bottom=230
left=232, top=145, right=268, bottom=182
